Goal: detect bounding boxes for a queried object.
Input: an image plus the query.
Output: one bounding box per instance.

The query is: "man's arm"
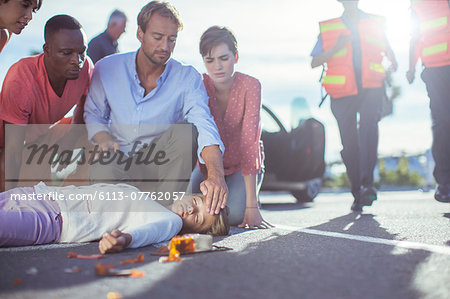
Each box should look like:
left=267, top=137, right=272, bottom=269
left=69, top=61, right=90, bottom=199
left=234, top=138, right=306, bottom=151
left=199, top=145, right=228, bottom=215
left=406, top=36, right=420, bottom=84
left=182, top=68, right=227, bottom=214
left=83, top=64, right=119, bottom=154
left=311, top=34, right=352, bottom=68
left=406, top=11, right=421, bottom=84
left=383, top=31, right=398, bottom=73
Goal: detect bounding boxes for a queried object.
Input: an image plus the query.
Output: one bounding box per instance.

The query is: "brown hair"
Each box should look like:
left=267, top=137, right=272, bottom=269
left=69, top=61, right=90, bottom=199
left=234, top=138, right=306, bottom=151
left=137, top=1, right=183, bottom=33
left=199, top=26, right=238, bottom=57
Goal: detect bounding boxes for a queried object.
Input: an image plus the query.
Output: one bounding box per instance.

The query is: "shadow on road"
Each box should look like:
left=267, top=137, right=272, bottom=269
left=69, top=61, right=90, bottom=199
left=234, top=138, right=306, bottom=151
left=308, top=212, right=398, bottom=239
left=128, top=214, right=431, bottom=299
left=1, top=213, right=444, bottom=298
left=0, top=242, right=163, bottom=295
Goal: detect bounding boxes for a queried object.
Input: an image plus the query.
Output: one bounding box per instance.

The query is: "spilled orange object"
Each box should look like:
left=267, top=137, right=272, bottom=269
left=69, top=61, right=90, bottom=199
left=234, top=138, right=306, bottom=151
left=130, top=269, right=145, bottom=278
left=67, top=251, right=103, bottom=260
left=159, top=234, right=212, bottom=263
left=107, top=292, right=123, bottom=299
left=12, top=278, right=23, bottom=286
left=118, top=253, right=144, bottom=265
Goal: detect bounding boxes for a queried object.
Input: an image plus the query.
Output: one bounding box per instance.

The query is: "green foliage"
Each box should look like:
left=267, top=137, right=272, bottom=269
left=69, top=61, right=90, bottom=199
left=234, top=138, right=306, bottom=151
left=323, top=172, right=350, bottom=188
left=325, top=155, right=425, bottom=188
left=378, top=156, right=424, bottom=187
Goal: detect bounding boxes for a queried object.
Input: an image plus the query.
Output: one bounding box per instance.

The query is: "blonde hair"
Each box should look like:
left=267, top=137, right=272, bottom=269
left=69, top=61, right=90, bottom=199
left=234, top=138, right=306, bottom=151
left=203, top=205, right=230, bottom=236
left=193, top=193, right=230, bottom=236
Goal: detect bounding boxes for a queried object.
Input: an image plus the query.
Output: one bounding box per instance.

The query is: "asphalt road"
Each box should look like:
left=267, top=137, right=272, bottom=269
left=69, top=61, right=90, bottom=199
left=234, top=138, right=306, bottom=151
left=1, top=190, right=449, bottom=299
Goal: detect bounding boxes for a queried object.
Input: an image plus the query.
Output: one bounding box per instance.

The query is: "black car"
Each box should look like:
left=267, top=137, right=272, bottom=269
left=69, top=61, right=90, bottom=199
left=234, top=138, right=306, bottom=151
left=260, top=104, right=325, bottom=202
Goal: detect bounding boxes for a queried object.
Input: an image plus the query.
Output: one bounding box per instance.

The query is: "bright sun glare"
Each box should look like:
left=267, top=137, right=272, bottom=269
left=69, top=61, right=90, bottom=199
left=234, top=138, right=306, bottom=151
left=360, top=0, right=412, bottom=52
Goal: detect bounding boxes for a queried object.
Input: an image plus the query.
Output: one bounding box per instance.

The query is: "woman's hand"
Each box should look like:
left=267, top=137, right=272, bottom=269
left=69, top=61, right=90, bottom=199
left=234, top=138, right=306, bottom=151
left=238, top=207, right=274, bottom=229
left=98, top=229, right=132, bottom=254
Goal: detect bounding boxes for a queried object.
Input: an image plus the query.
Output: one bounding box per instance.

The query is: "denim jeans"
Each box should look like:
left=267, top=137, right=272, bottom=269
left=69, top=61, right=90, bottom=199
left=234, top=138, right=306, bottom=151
left=188, top=167, right=264, bottom=226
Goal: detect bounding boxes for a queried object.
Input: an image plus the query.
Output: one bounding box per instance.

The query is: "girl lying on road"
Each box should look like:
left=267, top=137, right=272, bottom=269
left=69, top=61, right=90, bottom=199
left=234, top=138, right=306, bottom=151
left=0, top=183, right=229, bottom=253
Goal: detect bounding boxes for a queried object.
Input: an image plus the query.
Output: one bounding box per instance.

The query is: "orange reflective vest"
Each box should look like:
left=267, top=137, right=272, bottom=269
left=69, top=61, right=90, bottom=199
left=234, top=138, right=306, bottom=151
left=411, top=0, right=450, bottom=68
left=319, top=15, right=387, bottom=99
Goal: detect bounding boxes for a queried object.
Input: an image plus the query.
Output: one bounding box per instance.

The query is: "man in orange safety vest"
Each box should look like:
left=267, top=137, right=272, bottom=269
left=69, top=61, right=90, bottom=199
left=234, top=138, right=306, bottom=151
left=311, top=0, right=398, bottom=211
left=407, top=0, right=450, bottom=203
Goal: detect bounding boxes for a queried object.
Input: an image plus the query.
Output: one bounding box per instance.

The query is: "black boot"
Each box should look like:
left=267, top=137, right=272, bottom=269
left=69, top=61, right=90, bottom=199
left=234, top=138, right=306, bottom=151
left=434, top=184, right=450, bottom=203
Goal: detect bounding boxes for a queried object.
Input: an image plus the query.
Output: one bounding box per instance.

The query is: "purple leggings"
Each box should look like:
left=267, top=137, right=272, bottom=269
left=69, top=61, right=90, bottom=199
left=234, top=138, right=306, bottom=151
left=0, top=187, right=62, bottom=247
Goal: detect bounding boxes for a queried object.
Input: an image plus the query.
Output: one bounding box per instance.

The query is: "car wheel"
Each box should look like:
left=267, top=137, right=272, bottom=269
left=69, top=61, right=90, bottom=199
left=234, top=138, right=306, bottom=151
left=291, top=178, right=322, bottom=202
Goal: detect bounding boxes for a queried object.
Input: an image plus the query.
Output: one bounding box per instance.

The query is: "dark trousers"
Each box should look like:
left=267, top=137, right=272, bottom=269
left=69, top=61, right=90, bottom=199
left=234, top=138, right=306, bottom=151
left=421, top=65, right=450, bottom=185
left=331, top=88, right=383, bottom=199
left=89, top=123, right=198, bottom=206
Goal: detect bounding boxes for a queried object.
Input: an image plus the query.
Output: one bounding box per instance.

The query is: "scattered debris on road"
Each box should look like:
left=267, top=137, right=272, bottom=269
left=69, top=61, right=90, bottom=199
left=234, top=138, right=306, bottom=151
left=67, top=251, right=104, bottom=260
left=118, top=253, right=144, bottom=265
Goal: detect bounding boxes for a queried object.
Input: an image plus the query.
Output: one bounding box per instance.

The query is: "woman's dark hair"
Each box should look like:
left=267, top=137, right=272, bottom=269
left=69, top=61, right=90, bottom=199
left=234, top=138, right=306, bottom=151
left=199, top=26, right=237, bottom=57
left=2, top=0, right=43, bottom=11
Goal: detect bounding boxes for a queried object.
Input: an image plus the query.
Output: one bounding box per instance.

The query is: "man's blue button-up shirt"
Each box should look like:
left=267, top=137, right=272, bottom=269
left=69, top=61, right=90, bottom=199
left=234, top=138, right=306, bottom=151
left=84, top=50, right=224, bottom=163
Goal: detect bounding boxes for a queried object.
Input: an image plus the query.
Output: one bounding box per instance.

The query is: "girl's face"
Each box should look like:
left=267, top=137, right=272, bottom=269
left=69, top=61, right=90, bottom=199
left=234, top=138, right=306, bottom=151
left=171, top=194, right=216, bottom=234
left=203, top=42, right=237, bottom=85
left=0, top=0, right=38, bottom=34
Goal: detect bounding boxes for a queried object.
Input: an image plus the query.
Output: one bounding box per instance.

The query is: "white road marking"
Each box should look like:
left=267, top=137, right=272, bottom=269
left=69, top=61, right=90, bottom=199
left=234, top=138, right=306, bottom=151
left=275, top=224, right=450, bottom=256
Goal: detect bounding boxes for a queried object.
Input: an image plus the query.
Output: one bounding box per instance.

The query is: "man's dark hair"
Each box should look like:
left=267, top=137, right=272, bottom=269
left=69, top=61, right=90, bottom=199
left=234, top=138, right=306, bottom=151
left=44, top=15, right=82, bottom=43
left=137, top=1, right=183, bottom=33
left=2, top=0, right=43, bottom=10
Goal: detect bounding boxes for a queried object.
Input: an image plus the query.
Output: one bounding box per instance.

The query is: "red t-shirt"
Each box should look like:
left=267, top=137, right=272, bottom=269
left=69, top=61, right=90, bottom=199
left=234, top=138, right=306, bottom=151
left=202, top=72, right=263, bottom=176
left=0, top=53, right=93, bottom=147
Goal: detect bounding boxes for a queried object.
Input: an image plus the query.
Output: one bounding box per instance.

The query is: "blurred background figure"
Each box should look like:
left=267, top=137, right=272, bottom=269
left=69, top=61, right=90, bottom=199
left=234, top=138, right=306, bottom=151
left=310, top=0, right=398, bottom=212
left=406, top=0, right=450, bottom=203
left=87, top=9, right=126, bottom=64
left=0, top=0, right=42, bottom=53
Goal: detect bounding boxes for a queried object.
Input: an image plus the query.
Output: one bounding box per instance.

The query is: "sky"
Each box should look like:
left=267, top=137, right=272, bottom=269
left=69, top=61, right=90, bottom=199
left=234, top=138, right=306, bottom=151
left=0, top=0, right=433, bottom=162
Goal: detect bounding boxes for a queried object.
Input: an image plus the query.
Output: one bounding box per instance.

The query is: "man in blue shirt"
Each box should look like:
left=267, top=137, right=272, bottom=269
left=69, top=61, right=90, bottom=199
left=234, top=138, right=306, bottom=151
left=87, top=10, right=127, bottom=64
left=84, top=1, right=228, bottom=215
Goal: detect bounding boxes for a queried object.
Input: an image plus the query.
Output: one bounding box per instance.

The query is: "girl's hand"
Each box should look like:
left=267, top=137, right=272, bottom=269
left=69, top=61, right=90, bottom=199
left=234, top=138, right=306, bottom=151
left=98, top=229, right=132, bottom=254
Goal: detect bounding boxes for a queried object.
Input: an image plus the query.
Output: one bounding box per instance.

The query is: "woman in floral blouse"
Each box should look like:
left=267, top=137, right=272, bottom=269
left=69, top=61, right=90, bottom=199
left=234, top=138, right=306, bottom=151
left=189, top=26, right=272, bottom=229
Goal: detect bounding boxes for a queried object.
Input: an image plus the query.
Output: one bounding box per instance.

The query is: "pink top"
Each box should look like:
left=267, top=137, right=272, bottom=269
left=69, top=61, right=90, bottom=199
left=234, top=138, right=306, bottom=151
left=202, top=72, right=263, bottom=176
left=0, top=53, right=93, bottom=147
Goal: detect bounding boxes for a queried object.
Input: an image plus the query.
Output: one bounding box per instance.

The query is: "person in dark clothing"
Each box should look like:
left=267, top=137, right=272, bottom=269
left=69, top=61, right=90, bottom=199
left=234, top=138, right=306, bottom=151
left=310, top=0, right=397, bottom=212
left=406, top=0, right=450, bottom=203
left=87, top=9, right=127, bottom=64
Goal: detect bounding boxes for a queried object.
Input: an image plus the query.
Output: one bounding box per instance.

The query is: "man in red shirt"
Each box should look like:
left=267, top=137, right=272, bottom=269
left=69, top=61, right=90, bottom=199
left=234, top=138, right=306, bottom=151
left=0, top=14, right=93, bottom=191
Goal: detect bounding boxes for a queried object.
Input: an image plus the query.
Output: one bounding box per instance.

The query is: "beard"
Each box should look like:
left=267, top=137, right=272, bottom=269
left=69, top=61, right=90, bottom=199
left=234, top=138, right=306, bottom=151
left=144, top=49, right=171, bottom=66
